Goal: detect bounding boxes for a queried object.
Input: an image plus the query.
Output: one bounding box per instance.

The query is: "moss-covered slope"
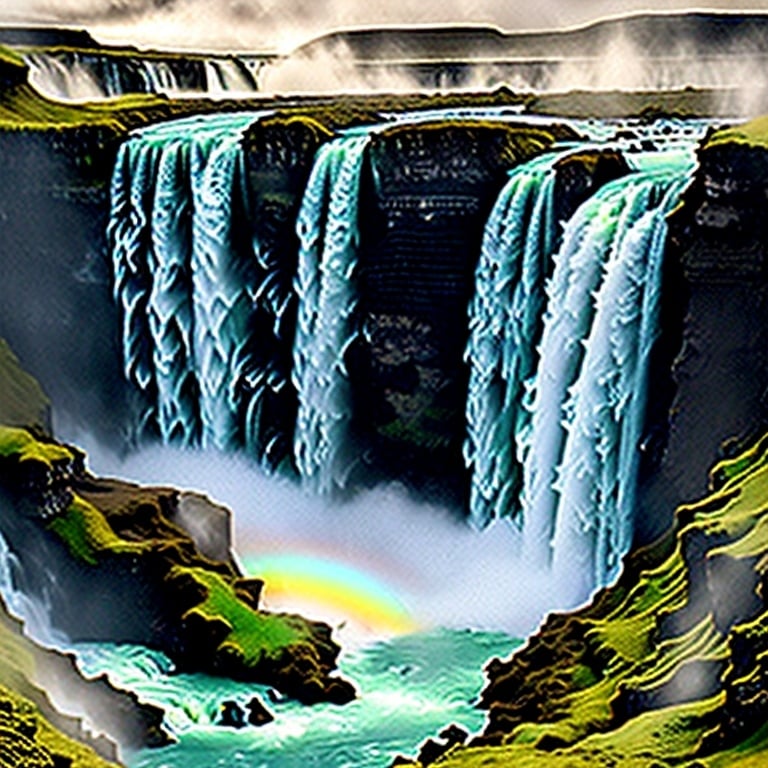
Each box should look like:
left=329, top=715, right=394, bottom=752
left=399, top=432, right=768, bottom=767
left=0, top=339, right=354, bottom=706
left=0, top=683, right=120, bottom=768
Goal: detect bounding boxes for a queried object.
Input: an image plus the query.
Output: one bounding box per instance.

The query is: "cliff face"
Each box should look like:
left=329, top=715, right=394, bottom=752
left=395, top=116, right=768, bottom=768
left=0, top=340, right=167, bottom=763
left=0, top=589, right=166, bottom=762
left=349, top=125, right=627, bottom=502
left=0, top=428, right=355, bottom=706
left=0, top=339, right=355, bottom=712
left=637, top=118, right=768, bottom=546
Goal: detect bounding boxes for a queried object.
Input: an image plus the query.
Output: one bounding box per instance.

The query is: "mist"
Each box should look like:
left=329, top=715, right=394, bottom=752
left=261, top=38, right=424, bottom=94
left=57, top=417, right=594, bottom=642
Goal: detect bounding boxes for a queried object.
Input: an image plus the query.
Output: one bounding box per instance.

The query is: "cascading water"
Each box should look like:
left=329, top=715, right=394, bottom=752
left=26, top=51, right=104, bottom=100
left=516, top=151, right=694, bottom=594
left=0, top=530, right=69, bottom=649
left=292, top=133, right=371, bottom=493
left=25, top=52, right=261, bottom=100
left=464, top=150, right=565, bottom=529
left=548, top=165, right=693, bottom=593
left=111, top=113, right=305, bottom=467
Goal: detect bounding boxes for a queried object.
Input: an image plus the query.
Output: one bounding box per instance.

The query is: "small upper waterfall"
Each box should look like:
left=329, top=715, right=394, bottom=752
left=109, top=112, right=699, bottom=595
left=25, top=51, right=262, bottom=101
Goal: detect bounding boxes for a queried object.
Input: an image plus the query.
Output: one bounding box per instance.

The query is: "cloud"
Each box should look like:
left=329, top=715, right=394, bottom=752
left=5, top=1, right=768, bottom=53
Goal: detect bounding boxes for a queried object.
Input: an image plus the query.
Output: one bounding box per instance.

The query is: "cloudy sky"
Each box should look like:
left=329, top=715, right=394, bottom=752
left=2, top=0, right=768, bottom=52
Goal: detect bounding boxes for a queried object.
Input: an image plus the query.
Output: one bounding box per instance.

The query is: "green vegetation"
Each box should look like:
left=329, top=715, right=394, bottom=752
left=527, top=88, right=725, bottom=119
left=0, top=684, right=119, bottom=768
left=171, top=566, right=309, bottom=665
left=433, top=698, right=720, bottom=767
left=46, top=494, right=146, bottom=566
left=0, top=426, right=71, bottom=467
left=704, top=115, right=768, bottom=151
left=376, top=119, right=570, bottom=158
left=0, top=45, right=26, bottom=76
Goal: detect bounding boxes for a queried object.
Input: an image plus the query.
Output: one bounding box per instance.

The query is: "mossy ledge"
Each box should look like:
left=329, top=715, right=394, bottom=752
left=0, top=426, right=355, bottom=706
left=0, top=683, right=120, bottom=768
left=397, top=431, right=768, bottom=767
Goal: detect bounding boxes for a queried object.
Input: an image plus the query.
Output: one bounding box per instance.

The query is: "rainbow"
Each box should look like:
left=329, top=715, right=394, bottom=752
left=242, top=552, right=419, bottom=639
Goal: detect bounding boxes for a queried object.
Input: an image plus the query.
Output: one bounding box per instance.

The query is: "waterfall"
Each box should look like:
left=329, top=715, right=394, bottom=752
left=204, top=59, right=259, bottom=94
left=148, top=137, right=199, bottom=445
left=292, top=134, right=371, bottom=493
left=140, top=60, right=181, bottom=94
left=26, top=52, right=105, bottom=100
left=108, top=111, right=700, bottom=595
left=0, top=530, right=70, bottom=649
left=110, top=139, right=163, bottom=436
left=548, top=171, right=692, bottom=594
left=111, top=113, right=304, bottom=464
left=464, top=150, right=565, bottom=529
left=25, top=52, right=259, bottom=100
left=518, top=152, right=694, bottom=593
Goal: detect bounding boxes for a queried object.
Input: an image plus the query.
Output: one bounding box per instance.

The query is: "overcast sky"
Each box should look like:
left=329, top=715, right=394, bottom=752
left=2, top=1, right=768, bottom=52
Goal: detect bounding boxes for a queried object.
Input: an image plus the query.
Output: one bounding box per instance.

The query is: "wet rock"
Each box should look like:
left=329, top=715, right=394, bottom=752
left=246, top=696, right=274, bottom=727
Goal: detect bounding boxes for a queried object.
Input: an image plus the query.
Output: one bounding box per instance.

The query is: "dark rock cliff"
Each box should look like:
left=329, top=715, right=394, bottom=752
left=0, top=339, right=355, bottom=708
left=637, top=120, right=768, bottom=546
left=398, top=433, right=768, bottom=768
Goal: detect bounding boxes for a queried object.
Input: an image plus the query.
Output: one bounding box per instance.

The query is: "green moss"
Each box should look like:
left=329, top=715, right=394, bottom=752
left=427, top=698, right=720, bottom=767
left=376, top=119, right=564, bottom=159
left=709, top=433, right=768, bottom=491
left=254, top=112, right=334, bottom=138
left=46, top=495, right=146, bottom=566
left=0, top=684, right=119, bottom=768
left=0, top=426, right=72, bottom=467
left=618, top=616, right=728, bottom=700
left=527, top=88, right=727, bottom=120
left=707, top=719, right=768, bottom=767
left=705, top=115, right=768, bottom=151
left=0, top=47, right=26, bottom=70
left=171, top=566, right=309, bottom=665
left=420, top=434, right=768, bottom=768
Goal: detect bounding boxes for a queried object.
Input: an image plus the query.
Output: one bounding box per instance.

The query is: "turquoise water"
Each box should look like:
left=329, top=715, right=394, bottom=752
left=73, top=629, right=518, bottom=768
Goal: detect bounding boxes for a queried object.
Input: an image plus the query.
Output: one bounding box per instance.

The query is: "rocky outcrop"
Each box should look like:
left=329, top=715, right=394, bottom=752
left=0, top=345, right=168, bottom=761
left=353, top=122, right=564, bottom=499
left=0, top=428, right=355, bottom=706
left=0, top=338, right=354, bottom=709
